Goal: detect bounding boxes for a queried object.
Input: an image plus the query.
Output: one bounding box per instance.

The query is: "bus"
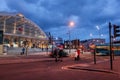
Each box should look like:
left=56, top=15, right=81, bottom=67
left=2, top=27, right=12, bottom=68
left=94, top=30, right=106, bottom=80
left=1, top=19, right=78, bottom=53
left=96, top=44, right=120, bottom=56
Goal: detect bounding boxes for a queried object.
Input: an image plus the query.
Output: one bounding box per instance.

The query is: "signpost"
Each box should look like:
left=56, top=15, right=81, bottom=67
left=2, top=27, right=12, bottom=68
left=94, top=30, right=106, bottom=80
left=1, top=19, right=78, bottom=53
left=108, top=23, right=120, bottom=70
left=109, top=22, right=113, bottom=70
left=89, top=43, right=96, bottom=64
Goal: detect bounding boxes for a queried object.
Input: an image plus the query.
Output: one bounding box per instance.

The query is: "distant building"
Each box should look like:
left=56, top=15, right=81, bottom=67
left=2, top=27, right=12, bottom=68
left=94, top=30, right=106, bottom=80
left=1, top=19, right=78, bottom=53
left=45, top=33, right=63, bottom=48
left=53, top=37, right=63, bottom=45
left=64, top=39, right=80, bottom=49
left=80, top=38, right=105, bottom=51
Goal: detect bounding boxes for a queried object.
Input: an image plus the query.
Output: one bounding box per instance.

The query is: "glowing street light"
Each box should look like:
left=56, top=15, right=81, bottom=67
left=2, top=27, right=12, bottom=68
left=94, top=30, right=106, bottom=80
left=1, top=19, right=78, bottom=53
left=96, top=25, right=100, bottom=30
left=69, top=21, right=75, bottom=27
left=101, top=34, right=104, bottom=37
left=90, top=33, right=93, bottom=38
left=96, top=25, right=100, bottom=38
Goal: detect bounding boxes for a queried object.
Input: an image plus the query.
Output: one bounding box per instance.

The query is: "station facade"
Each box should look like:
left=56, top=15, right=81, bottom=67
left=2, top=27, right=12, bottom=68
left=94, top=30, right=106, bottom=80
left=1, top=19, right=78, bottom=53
left=0, top=12, right=48, bottom=48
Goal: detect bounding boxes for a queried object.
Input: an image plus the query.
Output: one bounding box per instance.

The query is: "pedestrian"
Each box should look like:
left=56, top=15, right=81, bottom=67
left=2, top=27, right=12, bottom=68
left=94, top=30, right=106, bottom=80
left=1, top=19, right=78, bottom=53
left=53, top=48, right=59, bottom=62
left=58, top=49, right=63, bottom=62
left=21, top=47, right=25, bottom=55
left=75, top=48, right=80, bottom=61
left=77, top=48, right=80, bottom=60
left=74, top=50, right=78, bottom=61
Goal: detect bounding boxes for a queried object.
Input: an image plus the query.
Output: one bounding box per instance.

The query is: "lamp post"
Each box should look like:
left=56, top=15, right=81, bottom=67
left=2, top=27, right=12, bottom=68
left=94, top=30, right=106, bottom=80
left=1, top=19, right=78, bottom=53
left=90, top=33, right=93, bottom=39
left=3, top=17, right=6, bottom=33
left=96, top=25, right=100, bottom=38
left=3, top=16, right=11, bottom=33
left=68, top=21, right=75, bottom=53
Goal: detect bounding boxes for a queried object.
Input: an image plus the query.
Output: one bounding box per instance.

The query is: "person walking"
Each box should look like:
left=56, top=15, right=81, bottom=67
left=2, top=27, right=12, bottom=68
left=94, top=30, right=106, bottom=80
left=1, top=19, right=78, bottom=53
left=58, top=49, right=63, bottom=62
left=74, top=50, right=78, bottom=61
left=74, top=48, right=80, bottom=61
left=21, top=47, right=25, bottom=55
left=77, top=48, right=80, bottom=60
left=53, top=48, right=59, bottom=62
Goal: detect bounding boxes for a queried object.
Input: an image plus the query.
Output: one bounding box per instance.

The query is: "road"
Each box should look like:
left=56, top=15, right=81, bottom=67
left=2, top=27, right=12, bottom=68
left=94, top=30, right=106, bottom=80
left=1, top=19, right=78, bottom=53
left=0, top=55, right=119, bottom=80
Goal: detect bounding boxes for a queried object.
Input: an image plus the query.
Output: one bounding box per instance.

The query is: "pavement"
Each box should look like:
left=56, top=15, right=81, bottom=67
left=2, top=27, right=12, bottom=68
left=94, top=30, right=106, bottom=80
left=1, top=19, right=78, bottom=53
left=0, top=52, right=52, bottom=64
left=0, top=52, right=120, bottom=77
left=63, top=54, right=120, bottom=77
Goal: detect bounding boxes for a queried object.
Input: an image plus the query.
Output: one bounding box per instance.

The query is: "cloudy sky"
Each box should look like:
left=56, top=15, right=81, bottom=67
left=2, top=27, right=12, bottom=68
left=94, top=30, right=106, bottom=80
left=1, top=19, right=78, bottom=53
left=0, top=0, right=120, bottom=42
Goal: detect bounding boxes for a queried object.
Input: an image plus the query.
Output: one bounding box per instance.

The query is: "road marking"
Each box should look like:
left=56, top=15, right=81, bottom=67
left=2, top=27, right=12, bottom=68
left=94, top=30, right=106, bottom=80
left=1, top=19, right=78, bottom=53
left=62, top=59, right=109, bottom=70
left=62, top=63, right=90, bottom=70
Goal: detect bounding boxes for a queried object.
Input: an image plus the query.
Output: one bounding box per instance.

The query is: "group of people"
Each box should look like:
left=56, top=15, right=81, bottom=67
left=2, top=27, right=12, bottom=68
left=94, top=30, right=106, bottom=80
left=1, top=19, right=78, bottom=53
left=53, top=48, right=64, bottom=62
left=21, top=46, right=81, bottom=62
left=53, top=47, right=81, bottom=62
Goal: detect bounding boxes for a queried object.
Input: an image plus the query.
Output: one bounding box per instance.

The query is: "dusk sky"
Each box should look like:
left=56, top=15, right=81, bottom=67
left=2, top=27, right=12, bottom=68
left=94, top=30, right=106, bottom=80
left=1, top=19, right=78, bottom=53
left=1, top=0, right=120, bottom=42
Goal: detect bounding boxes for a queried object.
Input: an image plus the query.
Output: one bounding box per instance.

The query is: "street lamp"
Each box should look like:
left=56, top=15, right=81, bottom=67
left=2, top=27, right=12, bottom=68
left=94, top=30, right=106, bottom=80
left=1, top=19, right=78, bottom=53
left=3, top=16, right=11, bottom=33
left=96, top=25, right=100, bottom=38
left=69, top=21, right=75, bottom=27
left=101, top=34, right=104, bottom=37
left=68, top=21, right=75, bottom=53
left=90, top=33, right=93, bottom=39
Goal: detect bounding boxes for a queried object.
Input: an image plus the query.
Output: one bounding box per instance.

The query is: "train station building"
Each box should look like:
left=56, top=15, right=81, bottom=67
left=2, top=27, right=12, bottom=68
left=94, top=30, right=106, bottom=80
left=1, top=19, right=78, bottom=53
left=0, top=12, right=48, bottom=48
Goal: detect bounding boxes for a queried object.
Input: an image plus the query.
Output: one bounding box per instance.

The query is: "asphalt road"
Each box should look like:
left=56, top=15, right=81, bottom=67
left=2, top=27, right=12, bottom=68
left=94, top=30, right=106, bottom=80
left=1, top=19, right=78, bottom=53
left=0, top=55, right=119, bottom=80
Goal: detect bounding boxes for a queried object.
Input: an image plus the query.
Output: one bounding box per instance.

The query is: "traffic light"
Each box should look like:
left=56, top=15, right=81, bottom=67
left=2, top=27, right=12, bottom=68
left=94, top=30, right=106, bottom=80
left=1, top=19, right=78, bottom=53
left=113, top=40, right=120, bottom=44
left=113, top=25, right=120, bottom=38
